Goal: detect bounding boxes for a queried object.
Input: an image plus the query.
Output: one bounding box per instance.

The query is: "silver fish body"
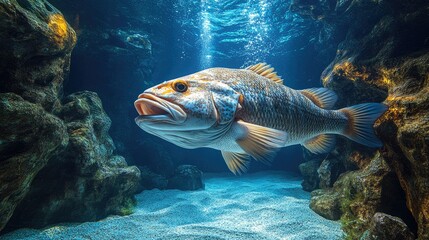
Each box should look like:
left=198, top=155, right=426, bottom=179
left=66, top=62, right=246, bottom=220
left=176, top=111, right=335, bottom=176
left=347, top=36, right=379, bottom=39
left=206, top=68, right=347, bottom=145
left=135, top=63, right=387, bottom=174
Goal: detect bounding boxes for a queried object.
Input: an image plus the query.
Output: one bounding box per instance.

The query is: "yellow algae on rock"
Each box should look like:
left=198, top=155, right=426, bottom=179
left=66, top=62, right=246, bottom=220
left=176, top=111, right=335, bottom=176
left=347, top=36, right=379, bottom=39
left=332, top=61, right=370, bottom=82
left=384, top=105, right=406, bottom=122
left=322, top=74, right=331, bottom=86
left=48, top=14, right=69, bottom=48
left=378, top=68, right=395, bottom=87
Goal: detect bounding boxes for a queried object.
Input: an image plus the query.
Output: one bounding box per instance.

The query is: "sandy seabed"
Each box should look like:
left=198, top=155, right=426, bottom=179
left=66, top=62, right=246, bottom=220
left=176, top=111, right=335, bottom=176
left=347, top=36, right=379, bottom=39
left=1, top=171, right=343, bottom=240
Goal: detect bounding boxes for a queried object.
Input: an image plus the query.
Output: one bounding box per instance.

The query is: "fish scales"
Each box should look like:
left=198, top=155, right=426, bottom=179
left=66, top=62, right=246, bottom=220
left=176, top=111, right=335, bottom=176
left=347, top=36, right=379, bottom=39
left=134, top=63, right=387, bottom=174
left=208, top=68, right=347, bottom=144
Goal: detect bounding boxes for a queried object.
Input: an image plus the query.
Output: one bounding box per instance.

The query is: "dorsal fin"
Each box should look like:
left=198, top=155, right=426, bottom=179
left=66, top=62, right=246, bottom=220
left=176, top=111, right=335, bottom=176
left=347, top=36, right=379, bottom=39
left=246, top=63, right=283, bottom=84
left=299, top=88, right=338, bottom=109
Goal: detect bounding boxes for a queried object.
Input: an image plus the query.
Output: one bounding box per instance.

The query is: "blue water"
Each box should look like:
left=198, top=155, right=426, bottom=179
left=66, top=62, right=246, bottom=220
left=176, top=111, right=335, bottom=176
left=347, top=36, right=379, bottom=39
left=61, top=0, right=333, bottom=174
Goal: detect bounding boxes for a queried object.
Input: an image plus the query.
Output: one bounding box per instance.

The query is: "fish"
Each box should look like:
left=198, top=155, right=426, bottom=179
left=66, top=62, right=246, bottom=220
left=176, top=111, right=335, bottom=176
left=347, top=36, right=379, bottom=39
left=134, top=63, right=387, bottom=174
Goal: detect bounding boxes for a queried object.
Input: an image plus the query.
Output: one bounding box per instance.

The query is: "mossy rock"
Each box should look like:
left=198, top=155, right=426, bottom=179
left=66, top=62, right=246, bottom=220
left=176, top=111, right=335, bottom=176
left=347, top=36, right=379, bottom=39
left=310, top=152, right=414, bottom=239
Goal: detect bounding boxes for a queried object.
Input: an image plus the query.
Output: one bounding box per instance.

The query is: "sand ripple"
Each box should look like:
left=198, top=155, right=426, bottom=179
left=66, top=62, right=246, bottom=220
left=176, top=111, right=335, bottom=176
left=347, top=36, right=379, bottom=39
left=1, top=171, right=343, bottom=240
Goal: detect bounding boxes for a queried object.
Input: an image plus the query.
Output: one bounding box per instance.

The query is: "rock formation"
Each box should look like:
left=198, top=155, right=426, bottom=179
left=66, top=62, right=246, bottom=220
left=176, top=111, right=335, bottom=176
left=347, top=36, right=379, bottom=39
left=168, top=165, right=205, bottom=191
left=0, top=93, right=68, bottom=232
left=309, top=152, right=412, bottom=238
left=0, top=0, right=76, bottom=231
left=0, top=0, right=140, bottom=233
left=139, top=166, right=169, bottom=190
left=293, top=0, right=429, bottom=238
left=48, top=0, right=162, bottom=167
left=299, top=159, right=321, bottom=191
left=5, top=92, right=141, bottom=229
left=361, top=213, right=415, bottom=240
left=139, top=164, right=205, bottom=191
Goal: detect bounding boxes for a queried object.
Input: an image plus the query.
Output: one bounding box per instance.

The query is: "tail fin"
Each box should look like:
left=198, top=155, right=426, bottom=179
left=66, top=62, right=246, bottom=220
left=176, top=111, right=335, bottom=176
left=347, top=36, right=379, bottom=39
left=340, top=103, right=388, bottom=147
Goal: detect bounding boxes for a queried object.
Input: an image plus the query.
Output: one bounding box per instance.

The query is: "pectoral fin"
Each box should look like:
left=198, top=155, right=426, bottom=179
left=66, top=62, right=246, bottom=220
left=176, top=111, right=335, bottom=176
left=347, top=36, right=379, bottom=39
left=235, top=120, right=286, bottom=165
left=221, top=151, right=250, bottom=175
left=302, top=134, right=336, bottom=154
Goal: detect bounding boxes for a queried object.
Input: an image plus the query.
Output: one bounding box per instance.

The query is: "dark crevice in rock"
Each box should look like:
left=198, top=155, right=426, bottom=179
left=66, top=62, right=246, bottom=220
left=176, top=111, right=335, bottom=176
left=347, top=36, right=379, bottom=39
left=15, top=0, right=33, bottom=11
left=0, top=141, right=29, bottom=162
left=379, top=172, right=418, bottom=235
left=44, top=2, right=54, bottom=12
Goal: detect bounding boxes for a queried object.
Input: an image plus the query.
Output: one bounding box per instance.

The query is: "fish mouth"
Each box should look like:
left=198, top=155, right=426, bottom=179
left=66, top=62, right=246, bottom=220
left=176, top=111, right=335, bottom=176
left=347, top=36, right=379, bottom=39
left=134, top=93, right=186, bottom=123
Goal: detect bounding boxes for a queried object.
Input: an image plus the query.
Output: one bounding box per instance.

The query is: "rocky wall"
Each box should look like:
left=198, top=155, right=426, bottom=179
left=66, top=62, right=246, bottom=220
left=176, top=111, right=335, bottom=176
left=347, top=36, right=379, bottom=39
left=0, top=0, right=140, bottom=233
left=293, top=0, right=429, bottom=238
left=5, top=92, right=141, bottom=229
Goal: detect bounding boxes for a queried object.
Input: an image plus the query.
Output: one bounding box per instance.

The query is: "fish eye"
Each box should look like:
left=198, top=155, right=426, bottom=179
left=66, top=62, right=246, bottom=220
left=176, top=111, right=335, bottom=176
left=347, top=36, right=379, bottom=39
left=173, top=81, right=188, bottom=93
